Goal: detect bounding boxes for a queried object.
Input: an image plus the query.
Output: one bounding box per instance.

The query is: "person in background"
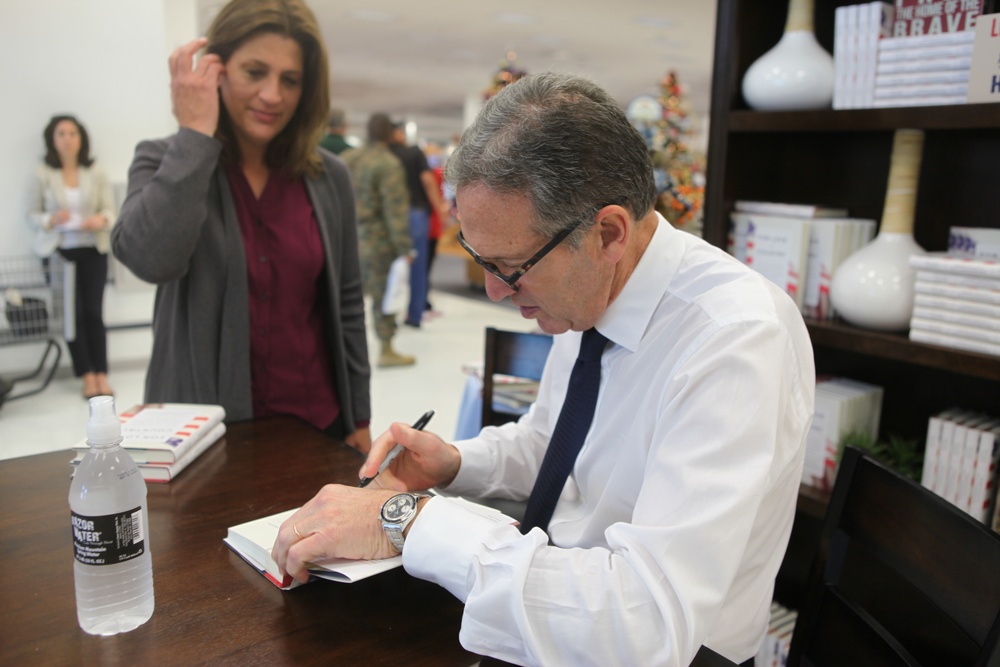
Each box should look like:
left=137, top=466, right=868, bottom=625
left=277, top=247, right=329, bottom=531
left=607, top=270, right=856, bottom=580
left=341, top=113, right=416, bottom=368
left=272, top=73, right=815, bottom=666
left=28, top=115, right=116, bottom=399
left=112, top=0, right=372, bottom=452
left=388, top=121, right=450, bottom=328
left=319, top=107, right=350, bottom=155
left=423, top=151, right=447, bottom=316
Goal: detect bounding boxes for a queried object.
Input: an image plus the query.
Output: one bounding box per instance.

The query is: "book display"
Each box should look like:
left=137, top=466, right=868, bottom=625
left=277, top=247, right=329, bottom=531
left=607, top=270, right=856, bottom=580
left=705, top=0, right=1000, bottom=607
left=832, top=0, right=984, bottom=109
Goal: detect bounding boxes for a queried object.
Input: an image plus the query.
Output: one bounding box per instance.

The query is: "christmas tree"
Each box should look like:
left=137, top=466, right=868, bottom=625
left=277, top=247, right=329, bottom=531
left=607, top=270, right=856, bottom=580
left=642, top=71, right=706, bottom=235
left=484, top=52, right=527, bottom=100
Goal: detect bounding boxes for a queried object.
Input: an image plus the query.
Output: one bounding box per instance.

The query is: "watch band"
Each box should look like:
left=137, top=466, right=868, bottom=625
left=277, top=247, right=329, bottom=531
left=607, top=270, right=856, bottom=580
left=379, top=493, right=430, bottom=553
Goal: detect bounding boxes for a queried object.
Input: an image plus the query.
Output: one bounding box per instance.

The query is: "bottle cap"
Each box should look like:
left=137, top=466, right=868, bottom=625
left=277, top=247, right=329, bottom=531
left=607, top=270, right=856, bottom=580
left=87, top=396, right=122, bottom=445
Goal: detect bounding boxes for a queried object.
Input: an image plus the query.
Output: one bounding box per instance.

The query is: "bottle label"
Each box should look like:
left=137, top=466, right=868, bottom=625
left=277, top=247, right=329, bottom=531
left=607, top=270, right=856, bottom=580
left=71, top=507, right=145, bottom=566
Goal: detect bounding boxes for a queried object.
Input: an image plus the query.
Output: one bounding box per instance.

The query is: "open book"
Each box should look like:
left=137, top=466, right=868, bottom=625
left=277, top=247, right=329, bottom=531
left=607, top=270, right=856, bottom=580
left=225, top=496, right=514, bottom=589
left=225, top=508, right=403, bottom=589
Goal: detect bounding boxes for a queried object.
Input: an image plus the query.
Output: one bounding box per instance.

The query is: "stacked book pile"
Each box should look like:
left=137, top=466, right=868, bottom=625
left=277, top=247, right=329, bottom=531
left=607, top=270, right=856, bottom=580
left=908, top=249, right=1000, bottom=358
left=728, top=201, right=875, bottom=320
left=755, top=601, right=798, bottom=667
left=803, top=377, right=884, bottom=490
left=921, top=408, right=1000, bottom=528
left=833, top=0, right=982, bottom=109
left=71, top=403, right=226, bottom=483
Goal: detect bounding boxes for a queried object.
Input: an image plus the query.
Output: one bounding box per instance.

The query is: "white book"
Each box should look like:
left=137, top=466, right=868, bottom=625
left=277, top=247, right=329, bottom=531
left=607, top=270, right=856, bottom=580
left=805, top=390, right=844, bottom=489
left=909, top=316, right=1000, bottom=345
left=876, top=55, right=973, bottom=74
left=744, top=214, right=811, bottom=308
left=922, top=409, right=965, bottom=492
left=834, top=5, right=851, bottom=109
left=872, top=95, right=967, bottom=107
left=950, top=415, right=993, bottom=509
left=728, top=211, right=752, bottom=263
left=911, top=305, right=1000, bottom=330
left=967, top=12, right=1000, bottom=104
left=879, top=31, right=976, bottom=50
left=909, top=327, right=1000, bottom=356
left=875, top=69, right=971, bottom=86
left=874, top=82, right=969, bottom=98
left=970, top=423, right=1000, bottom=524
left=916, top=269, right=1000, bottom=291
left=825, top=377, right=883, bottom=440
left=914, top=280, right=1000, bottom=305
left=734, top=201, right=849, bottom=218
left=803, top=219, right=840, bottom=319
left=137, top=423, right=226, bottom=483
left=949, top=226, right=1000, bottom=260
left=910, top=252, right=1000, bottom=278
left=859, top=2, right=895, bottom=108
left=913, top=293, right=1000, bottom=319
left=844, top=4, right=861, bottom=108
left=877, top=42, right=975, bottom=61
left=935, top=411, right=974, bottom=499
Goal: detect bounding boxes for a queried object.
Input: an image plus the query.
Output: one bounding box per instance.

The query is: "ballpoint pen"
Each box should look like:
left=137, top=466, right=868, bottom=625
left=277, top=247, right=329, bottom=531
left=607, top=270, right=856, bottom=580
left=358, top=410, right=435, bottom=488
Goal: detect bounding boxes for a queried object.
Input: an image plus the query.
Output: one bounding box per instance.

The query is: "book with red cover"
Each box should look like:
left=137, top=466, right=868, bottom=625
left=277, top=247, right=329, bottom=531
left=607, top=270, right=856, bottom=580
left=893, top=0, right=983, bottom=37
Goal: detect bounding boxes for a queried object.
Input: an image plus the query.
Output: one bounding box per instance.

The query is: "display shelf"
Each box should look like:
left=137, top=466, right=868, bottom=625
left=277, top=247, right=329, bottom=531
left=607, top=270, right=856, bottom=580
left=805, top=319, right=1000, bottom=381
left=728, top=104, right=1000, bottom=133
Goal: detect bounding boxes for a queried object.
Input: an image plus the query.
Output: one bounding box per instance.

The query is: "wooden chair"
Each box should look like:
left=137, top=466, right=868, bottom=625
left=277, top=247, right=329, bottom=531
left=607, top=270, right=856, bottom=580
left=481, top=327, right=553, bottom=429
left=787, top=446, right=1000, bottom=667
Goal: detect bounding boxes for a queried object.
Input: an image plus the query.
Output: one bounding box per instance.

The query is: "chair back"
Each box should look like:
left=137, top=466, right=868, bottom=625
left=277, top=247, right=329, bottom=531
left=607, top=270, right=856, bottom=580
left=787, top=446, right=1000, bottom=667
left=481, top=327, right=553, bottom=428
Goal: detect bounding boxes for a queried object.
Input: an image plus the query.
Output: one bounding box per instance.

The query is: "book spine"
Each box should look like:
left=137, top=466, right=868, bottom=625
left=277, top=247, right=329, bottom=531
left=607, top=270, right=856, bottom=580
left=834, top=5, right=850, bottom=109
left=948, top=226, right=1000, bottom=260
left=916, top=269, right=1000, bottom=290
left=845, top=4, right=861, bottom=108
left=913, top=293, right=1000, bottom=319
left=915, top=278, right=1000, bottom=304
left=922, top=414, right=946, bottom=491
left=876, top=55, right=972, bottom=73
left=877, top=42, right=975, bottom=61
left=874, top=82, right=969, bottom=97
left=871, top=95, right=967, bottom=107
left=909, top=327, right=1000, bottom=356
left=875, top=69, right=971, bottom=86
left=912, top=304, right=1000, bottom=330
left=861, top=2, right=896, bottom=108
left=970, top=426, right=1000, bottom=523
left=879, top=29, right=976, bottom=49
left=909, top=316, right=1000, bottom=344
left=733, top=201, right=847, bottom=217
left=910, top=253, right=1000, bottom=277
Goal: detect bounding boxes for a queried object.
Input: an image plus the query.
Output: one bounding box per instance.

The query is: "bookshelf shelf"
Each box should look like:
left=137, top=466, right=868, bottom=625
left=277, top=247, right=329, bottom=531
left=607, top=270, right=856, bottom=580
left=706, top=0, right=1000, bottom=609
left=728, top=104, right=1000, bottom=132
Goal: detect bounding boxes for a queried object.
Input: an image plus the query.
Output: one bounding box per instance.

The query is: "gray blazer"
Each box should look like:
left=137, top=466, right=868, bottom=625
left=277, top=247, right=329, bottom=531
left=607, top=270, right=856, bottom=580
left=112, top=129, right=370, bottom=435
left=27, top=163, right=115, bottom=257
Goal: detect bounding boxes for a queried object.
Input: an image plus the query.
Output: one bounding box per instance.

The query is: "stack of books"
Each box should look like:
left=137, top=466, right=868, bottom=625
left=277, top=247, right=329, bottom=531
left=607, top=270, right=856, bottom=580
left=728, top=201, right=875, bottom=319
left=71, top=403, right=226, bottom=483
left=804, top=377, right=884, bottom=490
left=908, top=251, right=1000, bottom=357
left=755, top=601, right=798, bottom=667
left=921, top=408, right=1000, bottom=526
left=833, top=0, right=982, bottom=109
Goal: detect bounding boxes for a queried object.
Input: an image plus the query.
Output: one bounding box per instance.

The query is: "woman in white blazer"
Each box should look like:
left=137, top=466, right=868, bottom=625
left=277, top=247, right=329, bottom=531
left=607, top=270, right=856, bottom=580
left=28, top=115, right=115, bottom=399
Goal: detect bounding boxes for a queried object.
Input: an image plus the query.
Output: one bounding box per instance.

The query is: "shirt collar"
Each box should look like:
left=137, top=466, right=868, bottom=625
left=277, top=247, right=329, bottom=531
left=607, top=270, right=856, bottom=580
left=596, top=212, right=684, bottom=353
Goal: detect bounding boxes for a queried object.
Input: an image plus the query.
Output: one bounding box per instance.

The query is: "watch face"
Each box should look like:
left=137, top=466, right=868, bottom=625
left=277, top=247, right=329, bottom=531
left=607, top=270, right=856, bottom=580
left=382, top=494, right=416, bottom=522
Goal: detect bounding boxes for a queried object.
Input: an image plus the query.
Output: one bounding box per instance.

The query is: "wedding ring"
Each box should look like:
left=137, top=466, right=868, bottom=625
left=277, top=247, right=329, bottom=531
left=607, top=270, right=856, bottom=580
left=293, top=523, right=303, bottom=540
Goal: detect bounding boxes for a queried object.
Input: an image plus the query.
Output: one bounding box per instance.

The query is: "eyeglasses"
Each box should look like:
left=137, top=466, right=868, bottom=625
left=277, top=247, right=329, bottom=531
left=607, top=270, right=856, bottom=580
left=457, top=217, right=588, bottom=292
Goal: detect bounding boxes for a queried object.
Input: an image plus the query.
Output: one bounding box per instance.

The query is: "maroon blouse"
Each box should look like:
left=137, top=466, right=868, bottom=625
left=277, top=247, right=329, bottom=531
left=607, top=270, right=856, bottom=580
left=226, top=165, right=340, bottom=431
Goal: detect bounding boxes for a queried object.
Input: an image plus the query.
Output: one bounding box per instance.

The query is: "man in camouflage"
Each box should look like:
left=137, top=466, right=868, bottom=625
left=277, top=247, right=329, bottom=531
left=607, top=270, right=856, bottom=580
left=342, top=113, right=416, bottom=367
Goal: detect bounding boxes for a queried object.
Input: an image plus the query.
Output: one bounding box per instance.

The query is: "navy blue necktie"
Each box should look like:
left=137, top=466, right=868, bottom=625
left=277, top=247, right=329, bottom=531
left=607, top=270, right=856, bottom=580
left=520, top=328, right=609, bottom=534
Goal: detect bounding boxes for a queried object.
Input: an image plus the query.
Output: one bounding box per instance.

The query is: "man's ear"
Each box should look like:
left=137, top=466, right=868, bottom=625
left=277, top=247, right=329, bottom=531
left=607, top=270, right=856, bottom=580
left=596, top=206, right=629, bottom=265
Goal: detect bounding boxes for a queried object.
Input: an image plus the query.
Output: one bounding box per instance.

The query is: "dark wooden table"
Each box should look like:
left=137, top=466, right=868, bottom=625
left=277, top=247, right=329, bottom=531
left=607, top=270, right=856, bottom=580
left=0, top=417, right=479, bottom=666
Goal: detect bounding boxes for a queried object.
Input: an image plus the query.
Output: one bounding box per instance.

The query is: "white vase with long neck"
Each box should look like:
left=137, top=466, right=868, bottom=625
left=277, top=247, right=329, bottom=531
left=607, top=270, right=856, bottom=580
left=741, top=0, right=835, bottom=111
left=830, top=129, right=928, bottom=331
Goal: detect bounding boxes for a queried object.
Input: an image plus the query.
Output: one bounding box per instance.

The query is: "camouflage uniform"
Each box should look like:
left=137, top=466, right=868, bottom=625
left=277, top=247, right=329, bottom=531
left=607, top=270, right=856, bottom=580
left=341, top=144, right=412, bottom=343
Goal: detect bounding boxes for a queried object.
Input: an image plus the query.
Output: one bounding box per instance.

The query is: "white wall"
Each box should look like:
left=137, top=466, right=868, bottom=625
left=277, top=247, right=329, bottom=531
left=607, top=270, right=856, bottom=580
left=1, top=0, right=196, bottom=256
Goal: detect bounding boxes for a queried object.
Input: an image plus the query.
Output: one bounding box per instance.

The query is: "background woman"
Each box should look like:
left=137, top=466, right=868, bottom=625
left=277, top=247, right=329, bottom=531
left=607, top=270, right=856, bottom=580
left=28, top=115, right=115, bottom=399
left=112, top=0, right=372, bottom=452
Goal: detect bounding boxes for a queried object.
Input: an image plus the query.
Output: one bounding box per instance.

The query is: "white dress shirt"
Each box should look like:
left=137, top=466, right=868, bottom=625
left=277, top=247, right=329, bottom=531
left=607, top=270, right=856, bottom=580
left=404, top=214, right=815, bottom=666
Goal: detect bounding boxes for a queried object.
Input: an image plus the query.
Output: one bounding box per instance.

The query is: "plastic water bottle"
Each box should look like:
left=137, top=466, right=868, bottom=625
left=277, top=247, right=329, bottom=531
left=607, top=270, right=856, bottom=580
left=69, top=395, right=155, bottom=635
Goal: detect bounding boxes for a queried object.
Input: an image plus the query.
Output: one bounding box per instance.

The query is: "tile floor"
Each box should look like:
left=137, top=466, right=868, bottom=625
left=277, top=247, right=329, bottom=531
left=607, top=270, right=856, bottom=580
left=0, top=256, right=531, bottom=461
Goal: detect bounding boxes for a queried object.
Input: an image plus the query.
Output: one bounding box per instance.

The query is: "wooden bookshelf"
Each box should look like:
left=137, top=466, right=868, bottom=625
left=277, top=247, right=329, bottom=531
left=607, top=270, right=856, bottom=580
left=705, top=0, right=1000, bottom=609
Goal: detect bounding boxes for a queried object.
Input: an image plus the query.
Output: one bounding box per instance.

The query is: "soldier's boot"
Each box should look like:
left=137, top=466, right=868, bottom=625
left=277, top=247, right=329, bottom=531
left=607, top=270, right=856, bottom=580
left=378, top=340, right=416, bottom=368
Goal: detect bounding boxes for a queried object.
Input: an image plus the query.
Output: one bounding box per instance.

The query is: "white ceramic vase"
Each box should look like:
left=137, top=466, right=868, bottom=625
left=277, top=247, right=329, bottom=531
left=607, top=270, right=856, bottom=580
left=741, top=0, right=834, bottom=111
left=830, top=129, right=927, bottom=331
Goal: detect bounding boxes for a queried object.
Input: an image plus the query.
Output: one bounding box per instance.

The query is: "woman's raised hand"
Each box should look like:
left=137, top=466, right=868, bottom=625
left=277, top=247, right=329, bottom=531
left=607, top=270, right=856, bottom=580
left=169, top=38, right=224, bottom=137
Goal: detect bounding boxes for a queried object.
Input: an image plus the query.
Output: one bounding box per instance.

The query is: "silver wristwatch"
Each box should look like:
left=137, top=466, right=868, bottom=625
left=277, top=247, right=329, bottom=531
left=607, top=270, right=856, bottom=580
left=379, top=493, right=429, bottom=552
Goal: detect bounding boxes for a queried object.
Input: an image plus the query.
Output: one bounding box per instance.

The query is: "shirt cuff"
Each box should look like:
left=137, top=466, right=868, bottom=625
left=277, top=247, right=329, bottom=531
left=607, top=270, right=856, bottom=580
left=403, top=496, right=506, bottom=602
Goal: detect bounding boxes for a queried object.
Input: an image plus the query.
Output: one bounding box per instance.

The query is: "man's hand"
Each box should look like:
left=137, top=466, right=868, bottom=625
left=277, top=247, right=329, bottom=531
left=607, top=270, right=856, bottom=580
left=169, top=37, right=224, bottom=137
left=359, top=422, right=461, bottom=492
left=272, top=485, right=399, bottom=583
